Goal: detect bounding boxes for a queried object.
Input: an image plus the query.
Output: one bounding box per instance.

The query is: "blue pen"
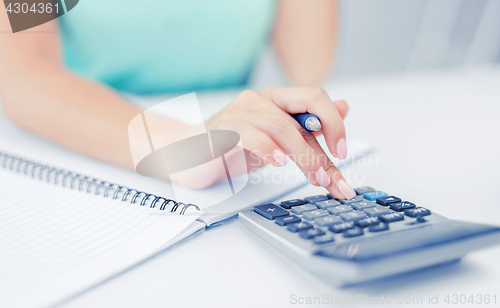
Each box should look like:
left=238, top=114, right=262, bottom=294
left=293, top=113, right=322, bottom=132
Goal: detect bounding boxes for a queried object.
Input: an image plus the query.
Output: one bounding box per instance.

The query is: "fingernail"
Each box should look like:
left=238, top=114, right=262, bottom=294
left=336, top=180, right=356, bottom=199
left=272, top=149, right=288, bottom=166
left=336, top=139, right=347, bottom=160
left=315, top=167, right=331, bottom=187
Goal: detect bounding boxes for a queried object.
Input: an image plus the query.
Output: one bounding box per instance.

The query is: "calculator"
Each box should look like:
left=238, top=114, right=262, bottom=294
left=239, top=187, right=500, bottom=285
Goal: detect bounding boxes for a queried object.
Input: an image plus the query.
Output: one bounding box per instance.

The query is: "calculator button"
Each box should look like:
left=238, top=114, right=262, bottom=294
left=369, top=222, right=389, bottom=233
left=379, top=212, right=405, bottom=223
left=299, top=228, right=326, bottom=239
left=327, top=194, right=335, bottom=199
left=363, top=191, right=388, bottom=201
left=254, top=204, right=289, bottom=220
left=338, top=195, right=365, bottom=205
left=275, top=215, right=301, bottom=226
left=291, top=203, right=317, bottom=214
left=314, top=215, right=343, bottom=227
left=315, top=199, right=341, bottom=209
left=363, top=206, right=392, bottom=217
left=390, top=201, right=415, bottom=212
left=376, top=196, right=401, bottom=206
left=404, top=207, right=431, bottom=218
left=302, top=209, right=329, bottom=220
left=280, top=199, right=307, bottom=209
left=327, top=205, right=353, bottom=215
left=304, top=195, right=329, bottom=204
left=287, top=221, right=314, bottom=233
left=351, top=201, right=377, bottom=210
left=343, top=227, right=364, bottom=238
left=313, top=234, right=335, bottom=245
left=354, top=186, right=375, bottom=195
left=329, top=222, right=355, bottom=233
left=339, top=210, right=368, bottom=222
left=356, top=217, right=381, bottom=228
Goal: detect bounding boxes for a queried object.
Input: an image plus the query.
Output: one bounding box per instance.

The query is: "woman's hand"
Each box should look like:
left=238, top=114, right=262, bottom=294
left=180, top=86, right=356, bottom=200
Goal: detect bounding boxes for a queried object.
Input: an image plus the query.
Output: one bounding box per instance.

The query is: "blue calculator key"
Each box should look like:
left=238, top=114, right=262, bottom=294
left=376, top=196, right=401, bottom=206
left=405, top=207, right=431, bottom=218
left=313, top=234, right=335, bottom=245
left=329, top=221, right=355, bottom=233
left=363, top=191, right=388, bottom=201
left=339, top=210, right=368, bottom=222
left=343, top=227, right=364, bottom=238
left=254, top=204, right=289, bottom=220
left=379, top=212, right=405, bottom=223
left=354, top=186, right=375, bottom=195
left=356, top=217, right=381, bottom=228
left=351, top=200, right=377, bottom=210
left=275, top=215, right=301, bottom=226
left=299, top=228, right=326, bottom=239
left=280, top=199, right=307, bottom=209
left=369, top=222, right=390, bottom=232
left=364, top=206, right=392, bottom=217
left=287, top=221, right=314, bottom=233
left=291, top=203, right=317, bottom=214
left=327, top=205, right=353, bottom=215
left=390, top=201, right=416, bottom=212
left=327, top=194, right=335, bottom=199
left=314, top=215, right=343, bottom=227
left=315, top=199, right=341, bottom=209
left=302, top=209, right=329, bottom=220
left=304, top=195, right=329, bottom=204
left=338, top=195, right=365, bottom=205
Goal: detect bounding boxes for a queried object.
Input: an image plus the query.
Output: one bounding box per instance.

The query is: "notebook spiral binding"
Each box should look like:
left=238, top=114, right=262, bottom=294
left=0, top=152, right=200, bottom=215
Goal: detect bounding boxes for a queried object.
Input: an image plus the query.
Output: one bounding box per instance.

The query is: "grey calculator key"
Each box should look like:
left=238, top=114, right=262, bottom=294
left=291, top=203, right=317, bottom=214
left=343, top=227, right=364, bottom=238
left=327, top=205, right=353, bottom=215
left=364, top=206, right=392, bottom=217
left=369, top=222, right=389, bottom=232
left=380, top=212, right=404, bottom=223
left=338, top=195, right=365, bottom=205
left=316, top=199, right=341, bottom=209
left=353, top=186, right=375, bottom=195
left=351, top=200, right=377, bottom=210
left=299, top=228, right=326, bottom=239
left=315, top=215, right=343, bottom=227
left=356, top=216, right=380, bottom=228
left=329, top=221, right=355, bottom=233
left=304, top=195, right=329, bottom=204
left=313, top=234, right=335, bottom=245
left=302, top=209, right=329, bottom=220
left=339, top=210, right=368, bottom=222
left=287, top=221, right=314, bottom=233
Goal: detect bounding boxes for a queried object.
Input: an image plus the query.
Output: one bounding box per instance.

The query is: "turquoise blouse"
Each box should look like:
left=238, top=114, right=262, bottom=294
left=59, top=0, right=276, bottom=94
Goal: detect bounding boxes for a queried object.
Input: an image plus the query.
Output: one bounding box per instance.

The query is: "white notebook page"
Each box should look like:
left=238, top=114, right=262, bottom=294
left=0, top=169, right=201, bottom=308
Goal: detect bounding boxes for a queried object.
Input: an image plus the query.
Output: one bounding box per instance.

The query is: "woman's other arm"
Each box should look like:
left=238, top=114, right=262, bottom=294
left=273, top=0, right=338, bottom=86
left=0, top=11, right=187, bottom=170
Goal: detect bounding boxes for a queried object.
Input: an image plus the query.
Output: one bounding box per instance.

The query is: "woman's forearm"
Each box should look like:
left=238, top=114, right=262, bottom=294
left=0, top=57, right=186, bottom=170
left=273, top=0, right=338, bottom=86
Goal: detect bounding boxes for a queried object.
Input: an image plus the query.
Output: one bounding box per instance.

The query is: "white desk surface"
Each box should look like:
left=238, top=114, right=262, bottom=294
left=52, top=67, right=500, bottom=307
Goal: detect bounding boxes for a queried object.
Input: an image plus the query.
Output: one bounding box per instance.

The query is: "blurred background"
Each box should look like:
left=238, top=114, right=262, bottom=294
left=253, top=0, right=500, bottom=87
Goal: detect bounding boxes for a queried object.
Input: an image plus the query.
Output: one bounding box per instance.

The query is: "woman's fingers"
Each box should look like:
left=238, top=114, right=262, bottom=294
left=213, top=118, right=288, bottom=168
left=259, top=86, right=348, bottom=159
left=242, top=112, right=330, bottom=188
left=301, top=129, right=356, bottom=199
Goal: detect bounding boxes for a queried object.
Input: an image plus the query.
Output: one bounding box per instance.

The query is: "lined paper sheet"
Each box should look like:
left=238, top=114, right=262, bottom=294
left=0, top=169, right=201, bottom=308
